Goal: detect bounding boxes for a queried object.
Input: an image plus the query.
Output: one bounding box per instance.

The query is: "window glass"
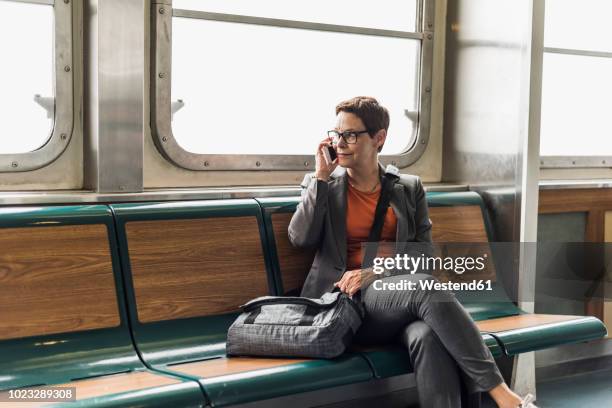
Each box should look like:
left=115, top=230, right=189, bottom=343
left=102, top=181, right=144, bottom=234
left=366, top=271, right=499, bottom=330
left=174, top=0, right=419, bottom=32
left=540, top=53, right=612, bottom=156
left=544, top=0, right=612, bottom=52
left=171, top=18, right=420, bottom=155
left=540, top=0, right=612, bottom=157
left=0, top=1, right=54, bottom=154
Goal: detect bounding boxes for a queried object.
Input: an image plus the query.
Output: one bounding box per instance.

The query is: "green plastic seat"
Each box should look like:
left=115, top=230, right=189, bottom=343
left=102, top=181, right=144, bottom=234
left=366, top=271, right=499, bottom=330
left=258, top=192, right=608, bottom=380
left=481, top=314, right=608, bottom=356
left=258, top=194, right=507, bottom=378
left=3, top=195, right=604, bottom=407
left=0, top=205, right=204, bottom=407
left=111, top=199, right=374, bottom=407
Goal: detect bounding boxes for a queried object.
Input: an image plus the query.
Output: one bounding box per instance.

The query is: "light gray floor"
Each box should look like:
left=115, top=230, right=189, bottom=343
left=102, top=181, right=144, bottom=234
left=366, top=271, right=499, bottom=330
left=482, top=368, right=612, bottom=408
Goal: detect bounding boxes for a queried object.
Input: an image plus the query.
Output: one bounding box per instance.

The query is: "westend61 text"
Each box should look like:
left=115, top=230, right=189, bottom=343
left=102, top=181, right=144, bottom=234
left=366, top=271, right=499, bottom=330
left=372, top=279, right=493, bottom=291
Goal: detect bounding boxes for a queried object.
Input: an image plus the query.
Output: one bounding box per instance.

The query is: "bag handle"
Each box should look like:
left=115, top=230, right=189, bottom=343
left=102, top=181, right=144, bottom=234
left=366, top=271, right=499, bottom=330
left=361, top=164, right=400, bottom=269
left=241, top=293, right=341, bottom=312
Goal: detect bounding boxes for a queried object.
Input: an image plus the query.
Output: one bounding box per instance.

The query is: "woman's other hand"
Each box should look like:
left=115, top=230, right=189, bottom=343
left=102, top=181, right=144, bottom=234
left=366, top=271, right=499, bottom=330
left=315, top=137, right=338, bottom=181
left=334, top=268, right=378, bottom=296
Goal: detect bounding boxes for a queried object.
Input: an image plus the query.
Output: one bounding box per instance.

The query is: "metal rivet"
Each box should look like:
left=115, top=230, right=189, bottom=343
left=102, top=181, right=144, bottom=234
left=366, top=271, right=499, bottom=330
left=162, top=136, right=168, bottom=142
left=304, top=161, right=309, bottom=166
left=203, top=161, right=209, bottom=167
left=158, top=72, right=165, bottom=78
left=427, top=34, right=433, bottom=40
left=60, top=133, right=67, bottom=140
left=425, top=86, right=431, bottom=92
left=159, top=7, right=165, bottom=14
left=64, top=65, right=71, bottom=72
left=256, top=161, right=261, bottom=167
left=11, top=162, right=18, bottom=168
left=572, top=161, right=576, bottom=165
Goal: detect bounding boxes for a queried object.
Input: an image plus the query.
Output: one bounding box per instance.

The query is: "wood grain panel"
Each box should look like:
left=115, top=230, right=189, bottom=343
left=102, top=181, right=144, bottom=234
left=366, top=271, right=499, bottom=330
left=586, top=210, right=605, bottom=243
left=126, top=217, right=269, bottom=323
left=271, top=213, right=315, bottom=295
left=429, top=205, right=496, bottom=282
left=604, top=212, right=612, bottom=336
left=605, top=301, right=612, bottom=339
left=169, top=356, right=310, bottom=378
left=0, top=225, right=120, bottom=341
left=63, top=371, right=178, bottom=400
left=475, top=314, right=586, bottom=333
left=0, top=371, right=179, bottom=406
left=586, top=209, right=605, bottom=319
left=429, top=205, right=489, bottom=242
left=539, top=188, right=612, bottom=323
left=539, top=188, right=612, bottom=214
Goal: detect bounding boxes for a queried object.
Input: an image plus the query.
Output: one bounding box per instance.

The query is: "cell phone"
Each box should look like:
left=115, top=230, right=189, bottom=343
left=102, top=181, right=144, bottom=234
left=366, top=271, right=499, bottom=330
left=323, top=144, right=337, bottom=164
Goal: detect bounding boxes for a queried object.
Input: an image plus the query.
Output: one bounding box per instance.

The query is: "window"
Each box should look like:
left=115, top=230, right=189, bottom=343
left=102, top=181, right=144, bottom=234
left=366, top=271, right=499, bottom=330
left=540, top=0, right=612, bottom=161
left=174, top=0, right=418, bottom=32
left=152, top=0, right=433, bottom=170
left=0, top=1, right=53, bottom=153
left=0, top=0, right=73, bottom=172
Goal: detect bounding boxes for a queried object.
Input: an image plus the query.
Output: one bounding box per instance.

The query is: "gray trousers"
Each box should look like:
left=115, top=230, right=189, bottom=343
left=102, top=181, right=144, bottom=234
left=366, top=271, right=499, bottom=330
left=352, top=273, right=504, bottom=408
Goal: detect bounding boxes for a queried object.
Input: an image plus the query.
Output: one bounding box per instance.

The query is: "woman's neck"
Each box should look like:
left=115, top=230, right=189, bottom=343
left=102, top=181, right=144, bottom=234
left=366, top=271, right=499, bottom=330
left=346, top=161, right=380, bottom=190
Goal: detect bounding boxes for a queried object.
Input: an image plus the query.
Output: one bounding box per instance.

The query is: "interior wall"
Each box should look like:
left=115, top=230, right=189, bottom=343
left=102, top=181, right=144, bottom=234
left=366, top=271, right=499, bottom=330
left=443, top=0, right=610, bottom=375
left=443, top=0, right=533, bottom=184
left=442, top=0, right=535, bottom=299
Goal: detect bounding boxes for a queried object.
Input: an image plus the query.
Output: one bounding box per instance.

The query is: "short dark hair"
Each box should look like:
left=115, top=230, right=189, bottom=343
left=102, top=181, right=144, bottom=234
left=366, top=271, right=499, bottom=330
left=335, top=96, right=390, bottom=153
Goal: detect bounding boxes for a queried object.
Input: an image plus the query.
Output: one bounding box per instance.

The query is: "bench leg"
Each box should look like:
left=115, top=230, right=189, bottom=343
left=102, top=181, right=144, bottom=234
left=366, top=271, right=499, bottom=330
left=511, top=352, right=536, bottom=398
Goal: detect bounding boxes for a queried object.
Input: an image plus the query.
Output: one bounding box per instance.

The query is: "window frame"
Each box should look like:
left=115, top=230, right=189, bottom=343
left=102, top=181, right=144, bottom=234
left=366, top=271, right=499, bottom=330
left=0, top=0, right=74, bottom=172
left=151, top=0, right=434, bottom=171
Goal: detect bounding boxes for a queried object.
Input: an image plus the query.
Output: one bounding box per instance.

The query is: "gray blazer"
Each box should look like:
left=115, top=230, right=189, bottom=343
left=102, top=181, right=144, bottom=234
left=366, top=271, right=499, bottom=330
left=288, top=163, right=433, bottom=299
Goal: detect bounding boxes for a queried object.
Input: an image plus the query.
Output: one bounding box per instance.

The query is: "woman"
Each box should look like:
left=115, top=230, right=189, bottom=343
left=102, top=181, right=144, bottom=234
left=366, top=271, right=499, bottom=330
left=288, top=96, right=538, bottom=408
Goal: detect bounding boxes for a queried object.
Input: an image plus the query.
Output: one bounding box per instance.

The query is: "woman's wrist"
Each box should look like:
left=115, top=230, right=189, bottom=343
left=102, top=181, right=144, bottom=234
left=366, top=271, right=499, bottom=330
left=315, top=173, right=330, bottom=182
left=360, top=267, right=379, bottom=288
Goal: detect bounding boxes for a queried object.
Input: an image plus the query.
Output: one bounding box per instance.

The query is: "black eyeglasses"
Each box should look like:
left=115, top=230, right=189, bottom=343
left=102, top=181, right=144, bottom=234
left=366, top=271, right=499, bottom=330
left=327, top=129, right=370, bottom=144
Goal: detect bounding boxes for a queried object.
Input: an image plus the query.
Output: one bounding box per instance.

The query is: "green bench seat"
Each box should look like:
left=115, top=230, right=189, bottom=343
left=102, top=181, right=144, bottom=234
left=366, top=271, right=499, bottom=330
left=258, top=192, right=607, bottom=383
left=2, top=191, right=605, bottom=407
left=0, top=205, right=204, bottom=407
left=110, top=199, right=374, bottom=407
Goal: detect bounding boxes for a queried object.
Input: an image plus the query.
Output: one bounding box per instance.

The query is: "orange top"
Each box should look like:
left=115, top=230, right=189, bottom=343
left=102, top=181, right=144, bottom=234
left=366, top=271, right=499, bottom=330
left=346, top=182, right=397, bottom=270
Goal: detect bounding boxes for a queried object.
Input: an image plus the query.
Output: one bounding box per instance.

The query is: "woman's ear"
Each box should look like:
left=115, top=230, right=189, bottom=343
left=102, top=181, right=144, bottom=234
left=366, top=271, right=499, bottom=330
left=375, top=129, right=387, bottom=152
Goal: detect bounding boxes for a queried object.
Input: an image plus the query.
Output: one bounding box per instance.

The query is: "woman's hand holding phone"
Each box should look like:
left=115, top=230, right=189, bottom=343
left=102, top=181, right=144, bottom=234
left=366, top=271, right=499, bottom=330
left=315, top=137, right=338, bottom=181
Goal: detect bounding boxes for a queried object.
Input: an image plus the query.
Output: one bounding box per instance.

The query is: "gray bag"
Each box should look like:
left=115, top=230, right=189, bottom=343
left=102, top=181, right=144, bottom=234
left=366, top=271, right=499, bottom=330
left=226, top=289, right=364, bottom=359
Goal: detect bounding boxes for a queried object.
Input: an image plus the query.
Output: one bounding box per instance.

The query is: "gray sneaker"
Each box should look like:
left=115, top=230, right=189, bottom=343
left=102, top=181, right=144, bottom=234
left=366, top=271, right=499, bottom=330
left=519, top=393, right=539, bottom=408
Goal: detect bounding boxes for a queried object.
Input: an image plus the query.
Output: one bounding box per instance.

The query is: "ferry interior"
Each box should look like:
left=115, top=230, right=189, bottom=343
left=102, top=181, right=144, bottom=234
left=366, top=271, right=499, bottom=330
left=0, top=0, right=610, bottom=407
